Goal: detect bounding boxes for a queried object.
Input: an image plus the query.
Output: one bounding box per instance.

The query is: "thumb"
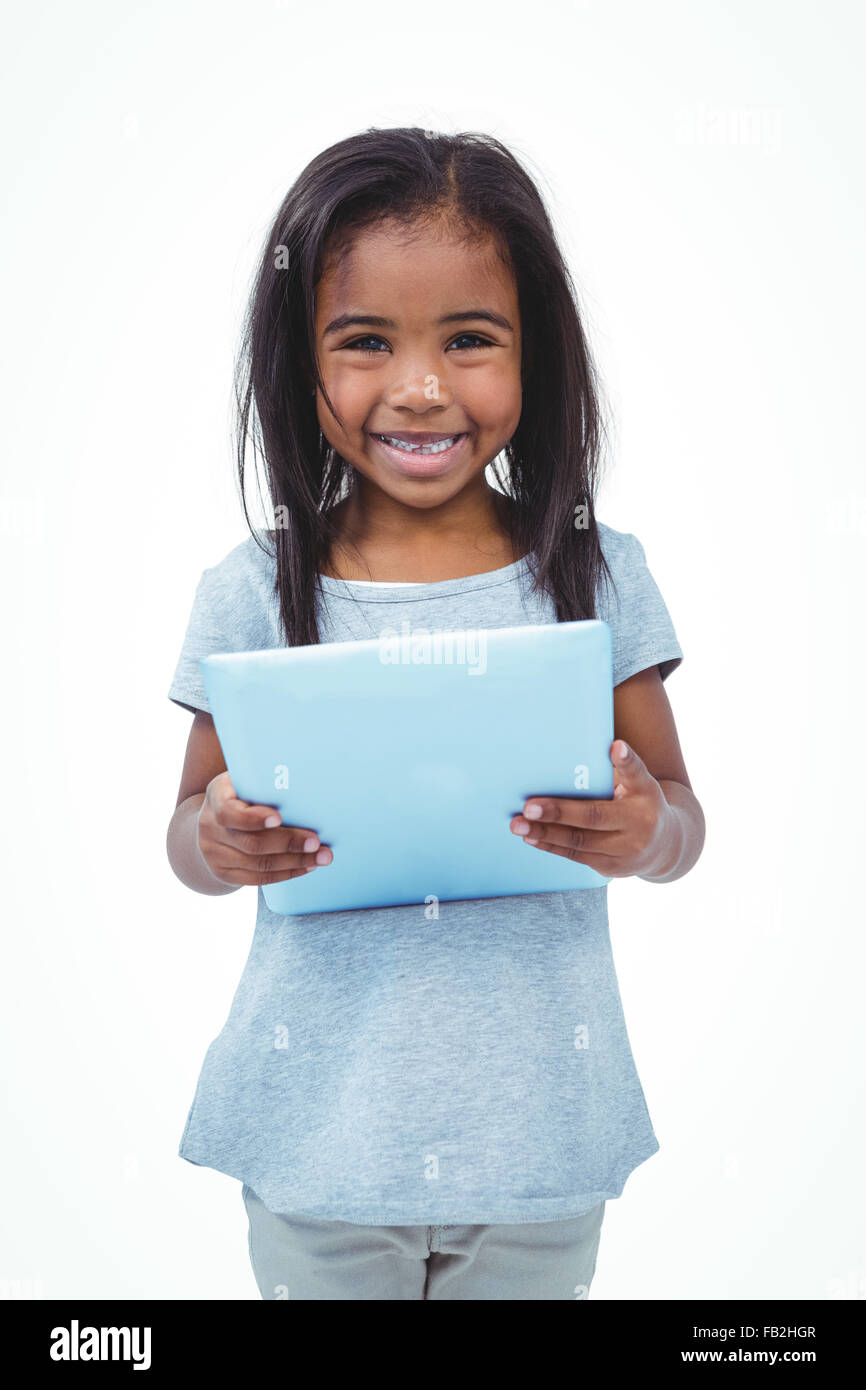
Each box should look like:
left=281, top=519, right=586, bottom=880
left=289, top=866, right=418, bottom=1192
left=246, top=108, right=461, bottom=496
left=611, top=739, right=645, bottom=798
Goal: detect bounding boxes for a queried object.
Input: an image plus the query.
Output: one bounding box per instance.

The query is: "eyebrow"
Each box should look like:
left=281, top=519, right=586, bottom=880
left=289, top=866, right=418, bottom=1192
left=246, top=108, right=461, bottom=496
left=322, top=309, right=513, bottom=337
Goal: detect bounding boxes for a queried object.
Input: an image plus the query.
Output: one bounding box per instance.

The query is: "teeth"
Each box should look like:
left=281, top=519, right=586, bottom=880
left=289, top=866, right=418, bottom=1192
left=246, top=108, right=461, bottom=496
left=377, top=434, right=460, bottom=455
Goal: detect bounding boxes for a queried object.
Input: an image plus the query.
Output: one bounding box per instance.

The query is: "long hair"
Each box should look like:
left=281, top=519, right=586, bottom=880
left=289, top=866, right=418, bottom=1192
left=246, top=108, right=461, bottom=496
left=234, top=126, right=617, bottom=647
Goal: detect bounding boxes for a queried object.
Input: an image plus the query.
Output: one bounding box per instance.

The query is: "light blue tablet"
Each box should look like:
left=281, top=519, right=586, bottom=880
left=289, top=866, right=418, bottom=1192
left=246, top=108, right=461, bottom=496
left=200, top=619, right=614, bottom=915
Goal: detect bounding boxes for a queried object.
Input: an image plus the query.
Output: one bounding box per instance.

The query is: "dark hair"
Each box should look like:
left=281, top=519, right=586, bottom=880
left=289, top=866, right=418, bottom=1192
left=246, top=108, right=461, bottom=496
left=235, top=126, right=617, bottom=647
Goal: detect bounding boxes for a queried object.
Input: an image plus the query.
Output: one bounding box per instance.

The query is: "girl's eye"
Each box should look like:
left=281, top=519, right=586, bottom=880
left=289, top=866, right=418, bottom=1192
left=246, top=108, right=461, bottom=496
left=345, top=336, right=389, bottom=354
left=448, top=333, right=492, bottom=351
left=343, top=333, right=492, bottom=355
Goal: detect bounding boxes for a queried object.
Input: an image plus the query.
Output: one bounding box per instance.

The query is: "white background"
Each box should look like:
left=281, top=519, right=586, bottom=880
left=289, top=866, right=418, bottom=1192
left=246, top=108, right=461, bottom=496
left=1, top=0, right=864, bottom=1300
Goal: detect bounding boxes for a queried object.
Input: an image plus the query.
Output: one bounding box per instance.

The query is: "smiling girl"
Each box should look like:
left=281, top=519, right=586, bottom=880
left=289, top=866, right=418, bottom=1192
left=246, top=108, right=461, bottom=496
left=166, top=127, right=705, bottom=1301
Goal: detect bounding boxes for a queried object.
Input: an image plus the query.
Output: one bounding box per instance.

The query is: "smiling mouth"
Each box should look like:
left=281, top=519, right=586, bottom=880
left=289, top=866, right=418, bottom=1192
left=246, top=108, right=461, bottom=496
left=372, top=432, right=465, bottom=455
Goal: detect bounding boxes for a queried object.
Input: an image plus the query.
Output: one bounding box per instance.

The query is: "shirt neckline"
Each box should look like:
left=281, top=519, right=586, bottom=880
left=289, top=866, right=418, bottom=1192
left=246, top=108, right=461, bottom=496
left=315, top=553, right=533, bottom=601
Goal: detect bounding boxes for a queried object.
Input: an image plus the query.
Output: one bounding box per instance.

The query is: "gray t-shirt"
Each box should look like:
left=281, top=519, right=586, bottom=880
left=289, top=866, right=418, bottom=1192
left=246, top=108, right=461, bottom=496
left=168, top=521, right=683, bottom=1224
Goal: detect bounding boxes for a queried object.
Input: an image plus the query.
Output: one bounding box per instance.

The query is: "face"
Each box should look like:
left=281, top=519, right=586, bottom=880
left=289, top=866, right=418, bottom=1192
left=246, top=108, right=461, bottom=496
left=313, top=217, right=522, bottom=512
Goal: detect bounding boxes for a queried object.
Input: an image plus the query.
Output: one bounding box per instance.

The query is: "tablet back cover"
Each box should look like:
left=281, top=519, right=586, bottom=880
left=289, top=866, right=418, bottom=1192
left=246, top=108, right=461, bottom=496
left=200, top=619, right=614, bottom=914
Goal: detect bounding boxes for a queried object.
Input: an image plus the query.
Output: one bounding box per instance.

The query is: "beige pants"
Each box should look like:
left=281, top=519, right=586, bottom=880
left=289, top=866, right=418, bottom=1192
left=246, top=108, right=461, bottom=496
left=242, top=1183, right=606, bottom=1300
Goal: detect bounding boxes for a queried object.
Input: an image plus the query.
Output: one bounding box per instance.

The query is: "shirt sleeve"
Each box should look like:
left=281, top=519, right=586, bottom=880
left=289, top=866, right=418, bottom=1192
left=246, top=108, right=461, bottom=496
left=606, top=532, right=684, bottom=687
left=167, top=567, right=226, bottom=715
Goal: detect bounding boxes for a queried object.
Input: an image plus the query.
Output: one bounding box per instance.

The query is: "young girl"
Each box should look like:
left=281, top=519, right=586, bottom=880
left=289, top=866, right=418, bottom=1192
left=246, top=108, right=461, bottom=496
left=166, top=127, right=705, bottom=1301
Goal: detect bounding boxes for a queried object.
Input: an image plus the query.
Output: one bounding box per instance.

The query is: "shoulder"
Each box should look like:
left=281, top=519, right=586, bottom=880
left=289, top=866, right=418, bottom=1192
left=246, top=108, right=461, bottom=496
left=595, top=519, right=644, bottom=565
left=192, top=531, right=278, bottom=634
left=201, top=529, right=275, bottom=580
left=593, top=520, right=676, bottom=625
left=201, top=530, right=275, bottom=591
left=593, top=519, right=683, bottom=683
left=593, top=521, right=647, bottom=608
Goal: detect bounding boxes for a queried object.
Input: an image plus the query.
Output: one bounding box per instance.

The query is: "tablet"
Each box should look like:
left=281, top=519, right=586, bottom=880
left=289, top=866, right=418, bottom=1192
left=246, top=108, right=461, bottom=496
left=200, top=619, right=614, bottom=915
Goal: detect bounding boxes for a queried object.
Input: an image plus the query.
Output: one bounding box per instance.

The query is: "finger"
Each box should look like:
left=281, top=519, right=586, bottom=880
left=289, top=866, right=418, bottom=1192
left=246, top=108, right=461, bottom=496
left=214, top=860, right=322, bottom=887
left=521, top=837, right=627, bottom=877
left=206, top=772, right=270, bottom=824
left=209, top=843, right=330, bottom=884
left=220, top=822, right=333, bottom=861
left=212, top=785, right=316, bottom=840
left=208, top=774, right=282, bottom=828
left=518, top=794, right=620, bottom=832
left=610, top=739, right=651, bottom=797
left=514, top=818, right=627, bottom=856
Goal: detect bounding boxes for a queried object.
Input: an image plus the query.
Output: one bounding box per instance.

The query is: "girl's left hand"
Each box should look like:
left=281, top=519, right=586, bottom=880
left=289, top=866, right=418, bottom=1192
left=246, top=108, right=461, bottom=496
left=509, top=739, right=680, bottom=880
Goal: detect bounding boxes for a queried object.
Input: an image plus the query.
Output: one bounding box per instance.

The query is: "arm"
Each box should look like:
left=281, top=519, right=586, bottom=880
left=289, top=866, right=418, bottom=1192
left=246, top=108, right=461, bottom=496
left=638, top=778, right=705, bottom=883
left=166, top=710, right=241, bottom=896
left=612, top=667, right=706, bottom=884
left=166, top=709, right=330, bottom=894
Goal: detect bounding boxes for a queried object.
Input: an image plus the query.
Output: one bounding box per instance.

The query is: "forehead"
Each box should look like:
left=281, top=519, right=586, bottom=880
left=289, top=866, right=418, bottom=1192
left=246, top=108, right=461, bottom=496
left=315, top=219, right=518, bottom=318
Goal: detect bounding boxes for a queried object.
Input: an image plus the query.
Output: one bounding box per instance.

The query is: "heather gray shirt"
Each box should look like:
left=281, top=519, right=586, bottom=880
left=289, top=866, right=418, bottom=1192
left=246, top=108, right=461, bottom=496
left=168, top=521, right=683, bottom=1224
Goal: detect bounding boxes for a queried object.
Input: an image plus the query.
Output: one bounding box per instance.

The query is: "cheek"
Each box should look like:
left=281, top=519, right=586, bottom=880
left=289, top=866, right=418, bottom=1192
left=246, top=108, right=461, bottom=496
left=319, top=365, right=375, bottom=432
left=466, top=363, right=522, bottom=432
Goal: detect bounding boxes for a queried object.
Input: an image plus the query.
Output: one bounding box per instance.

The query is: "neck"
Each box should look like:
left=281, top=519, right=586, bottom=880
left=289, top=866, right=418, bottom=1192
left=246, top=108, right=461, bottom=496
left=322, top=474, right=520, bottom=583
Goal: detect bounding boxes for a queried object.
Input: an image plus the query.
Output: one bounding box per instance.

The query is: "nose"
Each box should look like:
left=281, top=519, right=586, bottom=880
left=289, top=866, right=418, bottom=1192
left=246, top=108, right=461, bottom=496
left=383, top=363, right=453, bottom=410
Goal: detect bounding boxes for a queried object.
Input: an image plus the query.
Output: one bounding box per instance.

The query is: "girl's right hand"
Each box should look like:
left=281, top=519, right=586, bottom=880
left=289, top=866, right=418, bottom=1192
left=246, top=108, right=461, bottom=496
left=196, top=771, right=333, bottom=887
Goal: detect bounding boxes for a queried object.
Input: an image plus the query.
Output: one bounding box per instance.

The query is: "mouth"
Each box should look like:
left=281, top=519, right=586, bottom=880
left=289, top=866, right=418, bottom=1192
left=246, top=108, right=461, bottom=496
left=369, top=431, right=469, bottom=476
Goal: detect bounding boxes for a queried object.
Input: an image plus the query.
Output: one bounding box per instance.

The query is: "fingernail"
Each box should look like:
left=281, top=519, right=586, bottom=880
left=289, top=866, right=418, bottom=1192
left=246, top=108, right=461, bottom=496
left=524, top=803, right=543, bottom=819
left=264, top=815, right=281, bottom=827
left=512, top=819, right=529, bottom=835
left=303, top=835, right=320, bottom=851
left=316, top=848, right=333, bottom=865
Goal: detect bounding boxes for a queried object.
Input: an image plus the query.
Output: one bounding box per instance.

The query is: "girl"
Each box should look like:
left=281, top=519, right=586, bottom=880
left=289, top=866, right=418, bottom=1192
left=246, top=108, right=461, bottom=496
left=166, top=127, right=705, bottom=1301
